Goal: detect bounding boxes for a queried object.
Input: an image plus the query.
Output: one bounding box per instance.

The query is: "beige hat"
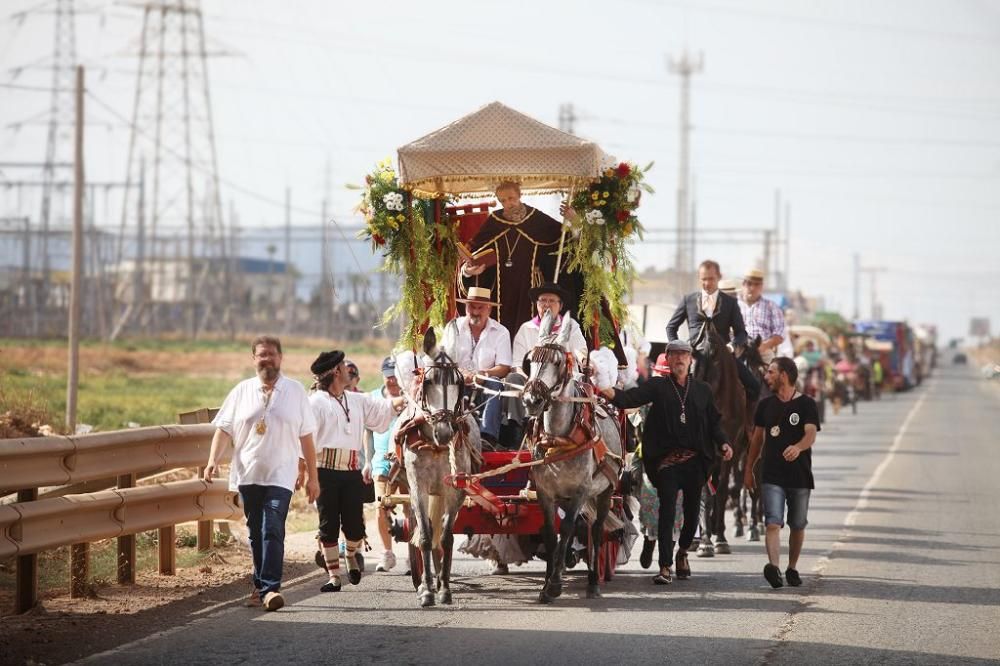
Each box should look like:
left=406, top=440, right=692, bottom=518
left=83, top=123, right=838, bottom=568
left=456, top=286, right=499, bottom=306
left=719, top=278, right=739, bottom=294
left=744, top=268, right=765, bottom=282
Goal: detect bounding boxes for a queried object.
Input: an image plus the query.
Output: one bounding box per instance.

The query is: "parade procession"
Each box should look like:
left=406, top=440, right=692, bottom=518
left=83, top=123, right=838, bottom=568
left=1, top=2, right=998, bottom=665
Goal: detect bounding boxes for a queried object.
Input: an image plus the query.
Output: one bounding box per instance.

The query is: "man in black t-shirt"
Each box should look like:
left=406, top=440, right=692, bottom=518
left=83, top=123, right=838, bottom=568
left=744, top=357, right=820, bottom=589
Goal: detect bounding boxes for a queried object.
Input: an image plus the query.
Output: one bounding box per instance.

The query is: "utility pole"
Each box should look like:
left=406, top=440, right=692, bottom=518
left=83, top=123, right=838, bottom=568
left=558, top=103, right=577, bottom=134
left=784, top=200, right=791, bottom=292
left=284, top=187, right=293, bottom=335
left=860, top=265, right=887, bottom=320
left=668, top=51, right=703, bottom=278
left=66, top=65, right=84, bottom=433
left=771, top=189, right=781, bottom=286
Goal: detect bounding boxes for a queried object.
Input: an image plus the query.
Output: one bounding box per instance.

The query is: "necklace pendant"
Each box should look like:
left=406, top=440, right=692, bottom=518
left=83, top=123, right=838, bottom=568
left=505, top=259, right=513, bottom=268
left=680, top=412, right=687, bottom=424
left=256, top=420, right=267, bottom=435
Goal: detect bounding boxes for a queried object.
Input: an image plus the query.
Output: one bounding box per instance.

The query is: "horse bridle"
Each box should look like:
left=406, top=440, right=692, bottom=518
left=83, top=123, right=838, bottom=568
left=522, top=342, right=574, bottom=410
left=417, top=350, right=467, bottom=430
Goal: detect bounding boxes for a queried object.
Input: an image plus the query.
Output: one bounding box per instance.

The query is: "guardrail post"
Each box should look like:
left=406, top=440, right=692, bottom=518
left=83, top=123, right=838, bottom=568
left=196, top=466, right=213, bottom=552
left=117, top=473, right=136, bottom=584
left=70, top=543, right=90, bottom=597
left=15, top=488, right=38, bottom=614
left=158, top=525, right=176, bottom=575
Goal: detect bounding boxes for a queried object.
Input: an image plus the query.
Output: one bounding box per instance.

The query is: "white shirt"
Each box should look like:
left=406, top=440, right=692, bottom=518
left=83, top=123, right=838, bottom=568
left=212, top=374, right=316, bottom=492
left=512, top=314, right=588, bottom=367
left=701, top=289, right=718, bottom=316
left=443, top=316, right=512, bottom=373
left=309, top=390, right=395, bottom=452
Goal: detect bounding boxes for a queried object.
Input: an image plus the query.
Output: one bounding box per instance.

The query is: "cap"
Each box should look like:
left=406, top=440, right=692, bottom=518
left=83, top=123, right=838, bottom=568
left=310, top=350, right=345, bottom=377
left=380, top=356, right=396, bottom=378
left=666, top=340, right=693, bottom=354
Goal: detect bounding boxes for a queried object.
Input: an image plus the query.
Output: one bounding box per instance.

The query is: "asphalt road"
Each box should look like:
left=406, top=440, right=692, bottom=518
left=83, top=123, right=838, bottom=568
left=75, top=362, right=1000, bottom=666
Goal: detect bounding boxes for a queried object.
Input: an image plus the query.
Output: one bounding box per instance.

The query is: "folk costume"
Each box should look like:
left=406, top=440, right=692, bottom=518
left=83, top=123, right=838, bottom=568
left=309, top=351, right=395, bottom=592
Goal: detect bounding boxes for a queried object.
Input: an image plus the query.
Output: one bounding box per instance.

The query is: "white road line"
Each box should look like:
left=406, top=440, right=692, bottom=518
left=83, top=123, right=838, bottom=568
left=812, top=382, right=931, bottom=574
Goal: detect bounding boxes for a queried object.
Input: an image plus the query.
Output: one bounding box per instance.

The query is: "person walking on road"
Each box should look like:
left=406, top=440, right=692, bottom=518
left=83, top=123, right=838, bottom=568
left=308, top=350, right=406, bottom=593
left=744, top=356, right=820, bottom=589
left=600, top=340, right=733, bottom=585
left=204, top=336, right=320, bottom=612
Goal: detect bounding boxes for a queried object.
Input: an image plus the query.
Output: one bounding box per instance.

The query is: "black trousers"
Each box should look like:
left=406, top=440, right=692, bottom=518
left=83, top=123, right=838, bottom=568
left=316, top=468, right=366, bottom=544
left=653, top=457, right=705, bottom=567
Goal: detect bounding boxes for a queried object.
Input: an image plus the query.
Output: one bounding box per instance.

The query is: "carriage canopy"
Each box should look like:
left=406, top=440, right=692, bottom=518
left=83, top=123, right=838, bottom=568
left=397, top=101, right=611, bottom=197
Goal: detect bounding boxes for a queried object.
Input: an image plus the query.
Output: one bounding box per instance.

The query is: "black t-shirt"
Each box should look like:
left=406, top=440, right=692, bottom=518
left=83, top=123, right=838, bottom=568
left=754, top=393, right=820, bottom=489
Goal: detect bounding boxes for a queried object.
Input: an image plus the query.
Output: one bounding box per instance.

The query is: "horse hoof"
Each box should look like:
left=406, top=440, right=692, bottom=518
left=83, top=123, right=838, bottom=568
left=436, top=590, right=452, bottom=605
left=586, top=585, right=602, bottom=599
left=748, top=527, right=761, bottom=542
left=545, top=582, right=563, bottom=598
left=715, top=541, right=732, bottom=555
left=420, top=591, right=435, bottom=608
left=734, top=525, right=745, bottom=538
left=696, top=544, right=715, bottom=558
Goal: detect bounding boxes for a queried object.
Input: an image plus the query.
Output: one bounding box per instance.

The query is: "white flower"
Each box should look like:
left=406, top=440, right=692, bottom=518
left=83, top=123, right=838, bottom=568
left=627, top=185, right=641, bottom=203
left=585, top=209, right=605, bottom=225
left=382, top=192, right=404, bottom=211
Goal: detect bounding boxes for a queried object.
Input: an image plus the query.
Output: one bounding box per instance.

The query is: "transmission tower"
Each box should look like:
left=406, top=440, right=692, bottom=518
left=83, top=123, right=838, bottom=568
left=116, top=0, right=226, bottom=338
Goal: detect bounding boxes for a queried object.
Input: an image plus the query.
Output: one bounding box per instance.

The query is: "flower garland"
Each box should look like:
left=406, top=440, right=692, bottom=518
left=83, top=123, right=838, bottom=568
left=567, top=161, right=654, bottom=341
left=358, top=158, right=457, bottom=349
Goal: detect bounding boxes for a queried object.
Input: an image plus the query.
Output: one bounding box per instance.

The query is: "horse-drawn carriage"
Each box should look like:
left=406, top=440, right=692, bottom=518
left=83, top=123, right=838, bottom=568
left=361, top=103, right=646, bottom=606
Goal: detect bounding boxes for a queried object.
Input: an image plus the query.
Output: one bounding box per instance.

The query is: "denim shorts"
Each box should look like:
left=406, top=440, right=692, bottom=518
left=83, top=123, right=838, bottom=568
left=762, top=483, right=811, bottom=530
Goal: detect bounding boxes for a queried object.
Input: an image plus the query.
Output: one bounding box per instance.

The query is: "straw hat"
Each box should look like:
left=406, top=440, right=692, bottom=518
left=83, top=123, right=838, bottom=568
left=456, top=286, right=499, bottom=306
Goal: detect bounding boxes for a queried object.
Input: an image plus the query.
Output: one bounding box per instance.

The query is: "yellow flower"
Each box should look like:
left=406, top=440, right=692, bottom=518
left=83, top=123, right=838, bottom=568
left=387, top=218, right=399, bottom=230
left=396, top=214, right=405, bottom=222
left=602, top=191, right=610, bottom=198
left=599, top=200, right=607, bottom=206
left=604, top=168, right=614, bottom=178
left=379, top=172, right=394, bottom=184
left=622, top=223, right=634, bottom=235
left=591, top=192, right=599, bottom=200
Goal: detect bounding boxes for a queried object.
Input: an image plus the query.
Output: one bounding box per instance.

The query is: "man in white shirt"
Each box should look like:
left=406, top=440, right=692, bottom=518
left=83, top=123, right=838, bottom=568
left=204, top=335, right=320, bottom=612
left=308, top=350, right=406, bottom=593
left=443, top=286, right=512, bottom=446
left=511, top=282, right=588, bottom=369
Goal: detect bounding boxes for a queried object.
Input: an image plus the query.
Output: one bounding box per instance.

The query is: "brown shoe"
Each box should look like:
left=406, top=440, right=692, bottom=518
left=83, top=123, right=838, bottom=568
left=263, top=591, right=285, bottom=611
left=653, top=566, right=673, bottom=585
left=675, top=550, right=691, bottom=579
left=244, top=591, right=262, bottom=608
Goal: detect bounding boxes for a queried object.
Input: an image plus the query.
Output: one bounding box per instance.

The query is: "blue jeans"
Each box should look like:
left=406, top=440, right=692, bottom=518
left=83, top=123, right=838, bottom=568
left=762, top=483, right=811, bottom=530
left=478, top=379, right=502, bottom=441
left=239, top=484, right=293, bottom=597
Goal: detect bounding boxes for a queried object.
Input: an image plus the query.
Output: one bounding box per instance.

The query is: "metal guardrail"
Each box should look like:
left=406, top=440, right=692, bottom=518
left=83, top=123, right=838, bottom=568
left=0, top=424, right=221, bottom=495
left=0, top=479, right=240, bottom=559
left=0, top=420, right=238, bottom=614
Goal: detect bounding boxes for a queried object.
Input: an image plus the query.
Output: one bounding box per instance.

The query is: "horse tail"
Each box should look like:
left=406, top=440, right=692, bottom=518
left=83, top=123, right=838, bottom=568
left=410, top=493, right=445, bottom=550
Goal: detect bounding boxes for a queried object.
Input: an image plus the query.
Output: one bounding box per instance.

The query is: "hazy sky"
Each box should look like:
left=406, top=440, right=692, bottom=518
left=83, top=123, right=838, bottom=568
left=2, top=0, right=999, bottom=343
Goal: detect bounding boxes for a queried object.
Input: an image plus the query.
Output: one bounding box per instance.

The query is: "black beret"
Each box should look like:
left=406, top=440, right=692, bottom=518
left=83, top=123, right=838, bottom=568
left=310, top=350, right=345, bottom=376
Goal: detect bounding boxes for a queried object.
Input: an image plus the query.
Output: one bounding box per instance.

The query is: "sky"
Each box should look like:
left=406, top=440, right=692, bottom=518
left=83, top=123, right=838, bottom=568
left=1, top=0, right=999, bottom=343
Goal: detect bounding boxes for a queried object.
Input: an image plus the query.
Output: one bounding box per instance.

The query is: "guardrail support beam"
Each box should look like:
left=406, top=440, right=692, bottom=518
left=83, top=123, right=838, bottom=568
left=196, top=467, right=213, bottom=552
left=158, top=525, right=176, bottom=575
left=15, top=488, right=38, bottom=614
left=70, top=543, right=90, bottom=598
left=117, top=473, right=136, bottom=584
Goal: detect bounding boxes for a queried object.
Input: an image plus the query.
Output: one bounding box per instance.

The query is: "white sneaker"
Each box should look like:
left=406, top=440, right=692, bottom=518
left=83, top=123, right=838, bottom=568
left=376, top=550, right=397, bottom=572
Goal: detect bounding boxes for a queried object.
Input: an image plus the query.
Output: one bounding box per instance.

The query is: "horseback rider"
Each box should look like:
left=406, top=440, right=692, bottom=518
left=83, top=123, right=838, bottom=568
left=599, top=340, right=733, bottom=585
left=739, top=268, right=787, bottom=367
left=441, top=287, right=512, bottom=448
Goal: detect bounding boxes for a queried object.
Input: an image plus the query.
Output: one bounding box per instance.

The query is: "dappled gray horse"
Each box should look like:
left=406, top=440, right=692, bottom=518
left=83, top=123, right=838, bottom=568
left=394, top=324, right=478, bottom=607
left=522, top=311, right=622, bottom=604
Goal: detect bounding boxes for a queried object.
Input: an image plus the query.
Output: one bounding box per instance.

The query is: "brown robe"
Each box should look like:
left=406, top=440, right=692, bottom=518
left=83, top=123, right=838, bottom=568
left=464, top=205, right=582, bottom=336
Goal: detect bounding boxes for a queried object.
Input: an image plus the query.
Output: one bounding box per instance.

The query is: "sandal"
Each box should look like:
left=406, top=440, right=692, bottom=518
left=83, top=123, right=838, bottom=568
left=653, top=567, right=673, bottom=585
left=675, top=550, right=691, bottom=579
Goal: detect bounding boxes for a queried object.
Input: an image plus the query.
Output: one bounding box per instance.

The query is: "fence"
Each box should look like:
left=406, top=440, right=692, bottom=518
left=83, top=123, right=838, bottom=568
left=0, top=418, right=235, bottom=614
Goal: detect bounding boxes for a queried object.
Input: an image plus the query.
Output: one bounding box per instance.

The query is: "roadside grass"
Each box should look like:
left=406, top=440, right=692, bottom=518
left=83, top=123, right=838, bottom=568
left=0, top=336, right=392, bottom=358
left=0, top=528, right=233, bottom=599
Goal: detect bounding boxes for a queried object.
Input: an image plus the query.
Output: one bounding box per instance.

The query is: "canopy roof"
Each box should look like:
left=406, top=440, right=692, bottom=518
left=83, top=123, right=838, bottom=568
left=397, top=101, right=610, bottom=197
left=789, top=324, right=833, bottom=351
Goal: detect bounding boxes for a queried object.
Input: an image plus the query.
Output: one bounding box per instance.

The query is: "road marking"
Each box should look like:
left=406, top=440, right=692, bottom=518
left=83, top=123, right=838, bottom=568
left=813, top=382, right=930, bottom=573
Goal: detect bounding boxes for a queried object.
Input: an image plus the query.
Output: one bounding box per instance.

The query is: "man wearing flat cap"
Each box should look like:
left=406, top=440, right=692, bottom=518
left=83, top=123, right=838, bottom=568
left=599, top=339, right=733, bottom=586
left=308, top=350, right=406, bottom=593
left=442, top=286, right=512, bottom=446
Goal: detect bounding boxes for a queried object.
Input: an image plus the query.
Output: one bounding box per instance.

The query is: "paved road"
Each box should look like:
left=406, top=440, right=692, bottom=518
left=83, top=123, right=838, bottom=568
left=77, top=363, right=1000, bottom=665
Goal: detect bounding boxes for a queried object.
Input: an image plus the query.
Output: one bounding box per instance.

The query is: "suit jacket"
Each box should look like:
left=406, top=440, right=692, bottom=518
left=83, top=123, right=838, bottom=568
left=609, top=375, right=729, bottom=480
left=666, top=290, right=748, bottom=348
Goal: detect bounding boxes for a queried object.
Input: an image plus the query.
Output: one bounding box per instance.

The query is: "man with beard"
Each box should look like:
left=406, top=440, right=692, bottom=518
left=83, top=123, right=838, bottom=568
left=599, top=340, right=733, bottom=585
left=442, top=287, right=512, bottom=447
left=204, top=336, right=320, bottom=612
left=744, top=357, right=819, bottom=589
left=308, top=350, right=406, bottom=593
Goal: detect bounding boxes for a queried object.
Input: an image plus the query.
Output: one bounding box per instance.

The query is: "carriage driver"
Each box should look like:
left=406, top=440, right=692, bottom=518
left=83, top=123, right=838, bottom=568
left=442, top=287, right=512, bottom=448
